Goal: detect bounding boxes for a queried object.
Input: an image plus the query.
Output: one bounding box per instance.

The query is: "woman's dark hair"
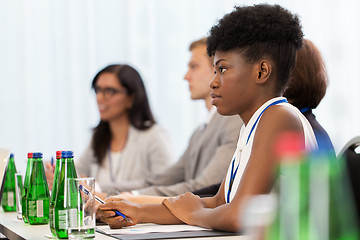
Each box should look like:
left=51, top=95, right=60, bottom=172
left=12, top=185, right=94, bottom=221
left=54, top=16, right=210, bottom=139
left=91, top=64, right=156, bottom=164
left=207, top=4, right=303, bottom=93
left=283, top=39, right=328, bottom=109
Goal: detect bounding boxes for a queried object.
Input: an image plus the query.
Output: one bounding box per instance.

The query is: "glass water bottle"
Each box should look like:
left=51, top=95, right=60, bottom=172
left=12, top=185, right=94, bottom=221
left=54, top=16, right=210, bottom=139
left=54, top=151, right=78, bottom=239
left=26, top=152, right=50, bottom=225
left=49, top=150, right=62, bottom=237
left=22, top=153, right=33, bottom=223
left=2, top=153, right=17, bottom=212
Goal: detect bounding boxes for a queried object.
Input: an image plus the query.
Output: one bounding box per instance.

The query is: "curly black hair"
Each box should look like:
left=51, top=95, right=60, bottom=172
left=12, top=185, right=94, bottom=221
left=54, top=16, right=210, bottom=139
left=207, top=4, right=303, bottom=93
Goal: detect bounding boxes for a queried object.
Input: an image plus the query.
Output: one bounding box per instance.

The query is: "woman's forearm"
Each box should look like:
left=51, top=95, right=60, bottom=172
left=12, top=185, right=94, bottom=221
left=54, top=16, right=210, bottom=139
left=190, top=203, right=241, bottom=232
left=201, top=196, right=224, bottom=209
left=129, top=195, right=166, bottom=204
left=138, top=204, right=183, bottom=225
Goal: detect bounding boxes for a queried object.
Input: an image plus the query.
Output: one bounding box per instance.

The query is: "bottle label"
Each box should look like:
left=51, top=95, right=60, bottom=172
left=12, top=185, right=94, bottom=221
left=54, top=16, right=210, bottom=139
left=36, top=200, right=43, bottom=217
left=58, top=209, right=67, bottom=230
left=28, top=200, right=36, bottom=216
left=68, top=208, right=78, bottom=228
left=28, top=200, right=44, bottom=217
left=7, top=192, right=14, bottom=207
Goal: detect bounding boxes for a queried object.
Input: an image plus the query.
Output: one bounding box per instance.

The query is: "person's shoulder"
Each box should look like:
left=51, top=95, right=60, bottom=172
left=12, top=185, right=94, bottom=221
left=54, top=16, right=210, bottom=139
left=134, top=124, right=168, bottom=137
left=260, top=103, right=303, bottom=131
left=146, top=123, right=165, bottom=132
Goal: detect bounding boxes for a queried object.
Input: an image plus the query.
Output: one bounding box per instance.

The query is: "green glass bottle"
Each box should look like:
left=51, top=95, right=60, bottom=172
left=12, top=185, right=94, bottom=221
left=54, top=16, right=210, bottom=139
left=266, top=134, right=360, bottom=240
left=2, top=153, right=17, bottom=212
left=22, top=152, right=33, bottom=223
left=54, top=151, right=78, bottom=239
left=26, top=152, right=50, bottom=225
left=265, top=132, right=308, bottom=240
left=49, top=151, right=62, bottom=237
left=312, top=146, right=359, bottom=239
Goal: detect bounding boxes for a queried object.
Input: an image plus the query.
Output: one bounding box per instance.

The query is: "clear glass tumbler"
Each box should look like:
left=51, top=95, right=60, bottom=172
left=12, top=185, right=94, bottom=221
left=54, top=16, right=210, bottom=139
left=14, top=173, right=23, bottom=220
left=67, top=177, right=95, bottom=239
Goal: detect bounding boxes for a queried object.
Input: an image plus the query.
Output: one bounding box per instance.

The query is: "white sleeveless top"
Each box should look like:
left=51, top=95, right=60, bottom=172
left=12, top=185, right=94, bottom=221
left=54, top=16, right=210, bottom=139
left=224, top=97, right=318, bottom=203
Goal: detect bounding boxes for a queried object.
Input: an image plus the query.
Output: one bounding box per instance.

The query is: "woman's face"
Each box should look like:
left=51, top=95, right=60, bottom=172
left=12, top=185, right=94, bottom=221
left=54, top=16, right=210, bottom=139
left=95, top=72, right=133, bottom=122
left=210, top=50, right=258, bottom=119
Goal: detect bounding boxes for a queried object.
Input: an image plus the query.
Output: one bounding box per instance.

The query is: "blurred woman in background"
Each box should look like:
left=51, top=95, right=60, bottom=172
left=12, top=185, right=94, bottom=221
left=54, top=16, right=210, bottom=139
left=48, top=64, right=175, bottom=193
left=284, top=39, right=335, bottom=155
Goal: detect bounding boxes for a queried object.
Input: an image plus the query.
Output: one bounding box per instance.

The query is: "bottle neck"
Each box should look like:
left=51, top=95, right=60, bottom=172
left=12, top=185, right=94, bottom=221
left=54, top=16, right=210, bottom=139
left=60, top=157, right=77, bottom=178
left=7, top=156, right=16, bottom=170
left=61, top=157, right=74, bottom=162
left=27, top=158, right=34, bottom=165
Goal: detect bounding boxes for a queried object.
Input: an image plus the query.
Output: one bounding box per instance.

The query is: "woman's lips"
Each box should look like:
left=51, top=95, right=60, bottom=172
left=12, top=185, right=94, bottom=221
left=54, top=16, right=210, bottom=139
left=210, top=92, right=221, bottom=105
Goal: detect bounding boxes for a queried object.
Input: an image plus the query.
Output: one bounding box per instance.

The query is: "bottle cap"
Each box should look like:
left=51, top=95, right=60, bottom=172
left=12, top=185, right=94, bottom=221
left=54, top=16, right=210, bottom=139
left=27, top=152, right=33, bottom=158
left=274, top=131, right=304, bottom=161
left=56, top=151, right=63, bottom=159
left=9, top=153, right=14, bottom=158
left=32, top=152, right=43, bottom=158
left=61, top=151, right=74, bottom=158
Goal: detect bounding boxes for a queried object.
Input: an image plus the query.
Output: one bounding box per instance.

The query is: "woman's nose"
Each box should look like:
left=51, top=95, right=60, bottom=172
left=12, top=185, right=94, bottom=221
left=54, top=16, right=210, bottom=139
left=209, top=74, right=218, bottom=89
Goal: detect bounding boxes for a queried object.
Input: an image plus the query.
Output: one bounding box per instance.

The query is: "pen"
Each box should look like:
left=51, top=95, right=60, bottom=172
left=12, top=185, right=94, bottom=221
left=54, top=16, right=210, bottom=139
left=51, top=156, right=54, bottom=170
left=79, top=185, right=133, bottom=223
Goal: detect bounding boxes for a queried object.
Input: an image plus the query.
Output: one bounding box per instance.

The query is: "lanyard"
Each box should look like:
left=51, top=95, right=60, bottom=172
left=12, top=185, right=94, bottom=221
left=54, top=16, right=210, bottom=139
left=227, top=157, right=238, bottom=203
left=226, top=98, right=288, bottom=203
left=300, top=107, right=311, bottom=113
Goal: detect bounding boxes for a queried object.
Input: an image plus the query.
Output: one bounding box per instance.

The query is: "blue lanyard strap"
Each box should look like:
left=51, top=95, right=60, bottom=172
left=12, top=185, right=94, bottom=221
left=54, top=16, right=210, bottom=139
left=300, top=107, right=311, bottom=113
left=227, top=158, right=239, bottom=203
left=227, top=98, right=288, bottom=203
left=246, top=99, right=288, bottom=144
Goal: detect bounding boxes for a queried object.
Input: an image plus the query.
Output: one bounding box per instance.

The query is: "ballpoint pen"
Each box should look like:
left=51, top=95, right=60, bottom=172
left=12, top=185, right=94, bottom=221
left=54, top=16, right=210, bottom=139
left=79, top=185, right=133, bottom=223
left=50, top=156, right=55, bottom=173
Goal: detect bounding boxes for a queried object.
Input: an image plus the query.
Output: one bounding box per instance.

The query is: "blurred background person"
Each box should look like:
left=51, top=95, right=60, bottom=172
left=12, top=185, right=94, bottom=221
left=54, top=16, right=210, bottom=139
left=284, top=38, right=335, bottom=155
left=47, top=64, right=175, bottom=191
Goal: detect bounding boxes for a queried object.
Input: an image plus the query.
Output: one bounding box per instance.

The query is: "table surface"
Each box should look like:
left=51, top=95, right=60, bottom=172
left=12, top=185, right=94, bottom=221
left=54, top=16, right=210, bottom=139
left=0, top=210, right=247, bottom=240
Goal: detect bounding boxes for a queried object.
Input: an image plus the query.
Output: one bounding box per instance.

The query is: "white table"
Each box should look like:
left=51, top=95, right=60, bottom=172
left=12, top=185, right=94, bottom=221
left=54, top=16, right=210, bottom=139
left=0, top=211, right=247, bottom=240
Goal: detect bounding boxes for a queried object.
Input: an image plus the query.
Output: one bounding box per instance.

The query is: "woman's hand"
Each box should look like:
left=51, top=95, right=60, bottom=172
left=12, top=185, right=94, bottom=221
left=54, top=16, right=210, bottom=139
left=93, top=191, right=107, bottom=220
left=44, top=161, right=55, bottom=190
left=97, top=198, right=140, bottom=229
left=162, top=192, right=204, bottom=225
left=95, top=192, right=129, bottom=219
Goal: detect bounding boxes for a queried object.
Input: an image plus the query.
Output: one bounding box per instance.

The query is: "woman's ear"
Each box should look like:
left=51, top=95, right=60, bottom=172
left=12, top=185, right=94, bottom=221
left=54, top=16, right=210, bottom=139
left=256, top=60, right=272, bottom=84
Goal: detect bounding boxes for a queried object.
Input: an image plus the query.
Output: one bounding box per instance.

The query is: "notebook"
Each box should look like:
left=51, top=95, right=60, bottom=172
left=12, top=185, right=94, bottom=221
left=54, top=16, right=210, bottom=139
left=96, top=224, right=240, bottom=240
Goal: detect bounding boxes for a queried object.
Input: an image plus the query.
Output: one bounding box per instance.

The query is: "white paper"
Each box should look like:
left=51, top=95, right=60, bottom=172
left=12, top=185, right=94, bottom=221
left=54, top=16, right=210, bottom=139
left=97, top=223, right=211, bottom=235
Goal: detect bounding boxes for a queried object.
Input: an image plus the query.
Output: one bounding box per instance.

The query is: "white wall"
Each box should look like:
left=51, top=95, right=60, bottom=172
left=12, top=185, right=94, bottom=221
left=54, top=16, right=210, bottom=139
left=0, top=0, right=359, bottom=173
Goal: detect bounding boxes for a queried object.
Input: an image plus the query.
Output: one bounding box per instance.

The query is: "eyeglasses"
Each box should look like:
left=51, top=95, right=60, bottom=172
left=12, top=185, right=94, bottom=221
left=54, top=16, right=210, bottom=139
left=94, top=86, right=127, bottom=99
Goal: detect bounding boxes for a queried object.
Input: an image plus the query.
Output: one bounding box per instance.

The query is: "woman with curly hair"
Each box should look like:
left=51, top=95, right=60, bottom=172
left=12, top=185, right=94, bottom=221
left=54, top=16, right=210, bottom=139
left=192, top=38, right=336, bottom=198
left=97, top=4, right=318, bottom=232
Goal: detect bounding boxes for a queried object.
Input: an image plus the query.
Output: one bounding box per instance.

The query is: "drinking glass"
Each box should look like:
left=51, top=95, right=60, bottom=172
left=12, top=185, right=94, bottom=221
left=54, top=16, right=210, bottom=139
left=241, top=194, right=277, bottom=240
left=67, top=177, right=95, bottom=239
left=14, top=173, right=23, bottom=220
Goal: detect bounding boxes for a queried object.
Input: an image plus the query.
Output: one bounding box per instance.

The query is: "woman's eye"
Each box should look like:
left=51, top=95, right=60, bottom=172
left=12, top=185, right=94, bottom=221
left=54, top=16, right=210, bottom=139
left=219, top=67, right=227, bottom=74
